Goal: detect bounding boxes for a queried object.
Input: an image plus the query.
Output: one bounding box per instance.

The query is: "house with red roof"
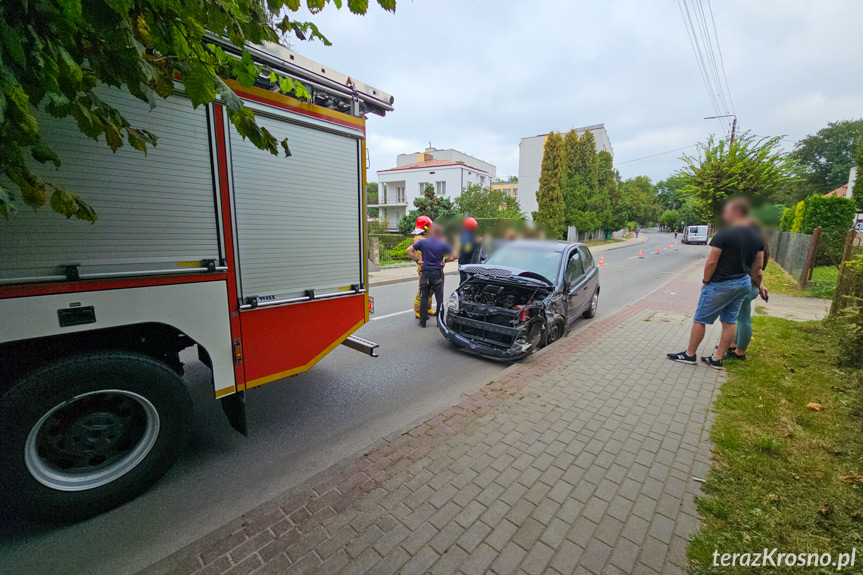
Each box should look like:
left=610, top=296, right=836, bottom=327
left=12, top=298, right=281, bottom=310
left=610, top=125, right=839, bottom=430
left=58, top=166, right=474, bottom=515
left=372, top=147, right=496, bottom=231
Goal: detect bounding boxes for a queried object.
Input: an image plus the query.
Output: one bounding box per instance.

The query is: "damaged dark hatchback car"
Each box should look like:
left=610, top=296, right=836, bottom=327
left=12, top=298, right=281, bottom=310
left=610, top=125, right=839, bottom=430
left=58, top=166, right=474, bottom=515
left=439, top=241, right=600, bottom=360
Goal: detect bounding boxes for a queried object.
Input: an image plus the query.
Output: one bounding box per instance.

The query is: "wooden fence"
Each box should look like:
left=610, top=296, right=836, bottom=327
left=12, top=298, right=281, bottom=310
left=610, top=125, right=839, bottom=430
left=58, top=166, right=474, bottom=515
left=830, top=230, right=863, bottom=315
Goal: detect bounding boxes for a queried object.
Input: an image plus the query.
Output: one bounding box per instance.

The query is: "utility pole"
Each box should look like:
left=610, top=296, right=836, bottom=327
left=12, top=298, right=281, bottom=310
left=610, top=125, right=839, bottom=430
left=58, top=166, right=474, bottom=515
left=704, top=114, right=737, bottom=144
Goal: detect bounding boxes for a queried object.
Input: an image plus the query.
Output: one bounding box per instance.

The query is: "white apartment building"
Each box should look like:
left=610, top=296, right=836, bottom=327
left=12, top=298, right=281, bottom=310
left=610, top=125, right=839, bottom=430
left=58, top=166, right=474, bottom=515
left=373, top=148, right=495, bottom=231
left=517, top=125, right=613, bottom=218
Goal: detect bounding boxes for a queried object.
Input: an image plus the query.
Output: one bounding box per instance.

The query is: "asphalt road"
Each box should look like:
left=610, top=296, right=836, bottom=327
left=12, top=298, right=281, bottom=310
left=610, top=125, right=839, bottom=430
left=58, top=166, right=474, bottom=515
left=0, top=232, right=707, bottom=575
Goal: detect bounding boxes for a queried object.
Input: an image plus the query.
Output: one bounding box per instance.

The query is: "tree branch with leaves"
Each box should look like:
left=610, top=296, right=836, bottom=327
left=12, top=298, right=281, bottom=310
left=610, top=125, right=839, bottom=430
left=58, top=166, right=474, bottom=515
left=0, top=0, right=395, bottom=221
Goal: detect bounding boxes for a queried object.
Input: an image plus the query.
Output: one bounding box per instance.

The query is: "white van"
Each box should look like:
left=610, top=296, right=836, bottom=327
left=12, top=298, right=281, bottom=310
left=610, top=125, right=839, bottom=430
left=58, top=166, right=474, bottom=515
left=683, top=225, right=709, bottom=245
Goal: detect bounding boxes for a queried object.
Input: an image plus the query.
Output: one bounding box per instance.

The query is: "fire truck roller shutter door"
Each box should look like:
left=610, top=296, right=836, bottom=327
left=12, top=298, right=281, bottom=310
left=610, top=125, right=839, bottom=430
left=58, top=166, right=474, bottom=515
left=0, top=87, right=221, bottom=283
left=229, top=112, right=363, bottom=301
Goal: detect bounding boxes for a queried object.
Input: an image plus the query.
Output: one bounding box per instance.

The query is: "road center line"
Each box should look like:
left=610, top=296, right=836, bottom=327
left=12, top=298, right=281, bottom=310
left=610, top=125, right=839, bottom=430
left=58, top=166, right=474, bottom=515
left=371, top=309, right=415, bottom=321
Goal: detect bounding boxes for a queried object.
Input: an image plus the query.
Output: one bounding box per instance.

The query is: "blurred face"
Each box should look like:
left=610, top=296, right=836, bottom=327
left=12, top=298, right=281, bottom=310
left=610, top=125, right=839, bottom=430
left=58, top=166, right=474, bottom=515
left=723, top=202, right=745, bottom=224
left=430, top=224, right=444, bottom=238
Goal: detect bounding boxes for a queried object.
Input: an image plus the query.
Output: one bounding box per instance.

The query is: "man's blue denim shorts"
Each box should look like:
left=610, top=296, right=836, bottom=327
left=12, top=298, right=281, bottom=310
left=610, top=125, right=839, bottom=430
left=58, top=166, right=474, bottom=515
left=694, top=276, right=753, bottom=325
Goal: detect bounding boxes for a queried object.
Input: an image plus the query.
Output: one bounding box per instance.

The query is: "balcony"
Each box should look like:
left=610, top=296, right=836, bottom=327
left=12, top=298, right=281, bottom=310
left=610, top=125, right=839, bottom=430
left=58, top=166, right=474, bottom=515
left=367, top=198, right=408, bottom=207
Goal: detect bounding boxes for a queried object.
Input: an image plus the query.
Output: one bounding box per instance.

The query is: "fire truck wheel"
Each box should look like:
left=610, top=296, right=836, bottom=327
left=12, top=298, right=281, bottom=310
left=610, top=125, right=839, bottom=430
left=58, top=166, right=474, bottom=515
left=0, top=352, right=193, bottom=523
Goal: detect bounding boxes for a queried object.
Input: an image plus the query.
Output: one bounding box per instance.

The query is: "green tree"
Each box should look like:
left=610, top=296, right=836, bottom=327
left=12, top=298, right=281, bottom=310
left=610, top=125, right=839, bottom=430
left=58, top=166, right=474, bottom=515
left=790, top=200, right=806, bottom=232
left=655, top=175, right=687, bottom=211
left=397, top=183, right=456, bottom=236
left=562, top=130, right=609, bottom=233
left=778, top=206, right=795, bottom=231
left=536, top=132, right=566, bottom=238
left=678, top=196, right=704, bottom=227
left=660, top=209, right=681, bottom=231
left=791, top=119, right=863, bottom=194
left=0, top=0, right=396, bottom=221
left=618, top=176, right=660, bottom=226
left=677, top=132, right=796, bottom=225
left=366, top=183, right=379, bottom=217
left=455, top=184, right=522, bottom=219
left=598, top=150, right=625, bottom=231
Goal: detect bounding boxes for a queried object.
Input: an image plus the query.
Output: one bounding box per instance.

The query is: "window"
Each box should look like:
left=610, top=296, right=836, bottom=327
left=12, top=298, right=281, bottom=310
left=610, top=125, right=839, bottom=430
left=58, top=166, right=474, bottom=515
left=397, top=186, right=405, bottom=203
left=565, top=251, right=585, bottom=284
left=578, top=246, right=593, bottom=271
left=419, top=182, right=430, bottom=194
left=436, top=181, right=446, bottom=196
left=513, top=187, right=518, bottom=198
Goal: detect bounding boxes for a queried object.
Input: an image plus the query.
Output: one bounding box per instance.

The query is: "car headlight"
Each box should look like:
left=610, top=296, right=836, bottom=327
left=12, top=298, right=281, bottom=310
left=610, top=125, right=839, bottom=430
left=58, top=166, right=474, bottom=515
left=448, top=292, right=459, bottom=314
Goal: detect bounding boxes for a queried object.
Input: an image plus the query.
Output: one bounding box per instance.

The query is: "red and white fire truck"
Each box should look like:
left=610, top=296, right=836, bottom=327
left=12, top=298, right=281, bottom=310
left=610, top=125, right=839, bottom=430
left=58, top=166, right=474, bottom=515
left=0, top=41, right=392, bottom=521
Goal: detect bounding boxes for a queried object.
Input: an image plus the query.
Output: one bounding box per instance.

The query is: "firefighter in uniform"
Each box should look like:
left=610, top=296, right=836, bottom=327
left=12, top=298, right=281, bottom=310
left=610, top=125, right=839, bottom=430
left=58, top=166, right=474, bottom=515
left=412, top=215, right=435, bottom=318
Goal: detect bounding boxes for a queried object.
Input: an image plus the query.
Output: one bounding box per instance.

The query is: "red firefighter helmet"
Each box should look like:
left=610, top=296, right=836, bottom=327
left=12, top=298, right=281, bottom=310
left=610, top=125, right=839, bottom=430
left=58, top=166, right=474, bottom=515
left=412, top=215, right=432, bottom=235
left=463, top=216, right=479, bottom=231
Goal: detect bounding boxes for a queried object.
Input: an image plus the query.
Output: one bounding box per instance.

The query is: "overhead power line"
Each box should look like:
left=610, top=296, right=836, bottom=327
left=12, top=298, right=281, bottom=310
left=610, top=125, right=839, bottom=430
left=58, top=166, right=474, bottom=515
left=676, top=0, right=736, bottom=138
left=616, top=144, right=697, bottom=165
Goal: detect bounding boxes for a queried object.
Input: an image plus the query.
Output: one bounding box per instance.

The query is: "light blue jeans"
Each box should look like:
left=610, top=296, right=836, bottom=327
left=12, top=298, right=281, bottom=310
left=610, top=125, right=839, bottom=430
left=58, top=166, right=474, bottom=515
left=734, top=284, right=761, bottom=352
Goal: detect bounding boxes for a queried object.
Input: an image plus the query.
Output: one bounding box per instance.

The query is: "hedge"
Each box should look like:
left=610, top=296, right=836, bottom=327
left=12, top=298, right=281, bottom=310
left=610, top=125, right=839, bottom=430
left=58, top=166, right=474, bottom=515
left=369, top=233, right=407, bottom=250
left=801, top=195, right=856, bottom=264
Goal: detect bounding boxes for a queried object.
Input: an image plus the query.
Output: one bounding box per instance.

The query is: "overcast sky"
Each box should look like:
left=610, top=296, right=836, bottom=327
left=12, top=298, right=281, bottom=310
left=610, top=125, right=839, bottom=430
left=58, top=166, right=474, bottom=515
left=293, top=0, right=863, bottom=185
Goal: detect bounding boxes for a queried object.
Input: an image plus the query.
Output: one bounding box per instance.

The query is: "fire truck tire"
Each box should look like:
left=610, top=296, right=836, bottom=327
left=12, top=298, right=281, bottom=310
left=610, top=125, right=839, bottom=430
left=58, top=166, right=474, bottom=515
left=0, top=352, right=193, bottom=523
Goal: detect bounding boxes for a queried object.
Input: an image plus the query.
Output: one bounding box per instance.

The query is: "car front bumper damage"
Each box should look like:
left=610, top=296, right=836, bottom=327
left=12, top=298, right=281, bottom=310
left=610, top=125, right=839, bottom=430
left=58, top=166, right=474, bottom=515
left=438, top=308, right=544, bottom=361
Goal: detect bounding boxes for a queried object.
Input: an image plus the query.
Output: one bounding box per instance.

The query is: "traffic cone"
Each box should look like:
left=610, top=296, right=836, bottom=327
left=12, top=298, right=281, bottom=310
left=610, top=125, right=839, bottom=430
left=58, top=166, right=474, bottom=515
left=598, top=255, right=605, bottom=266
left=656, top=245, right=661, bottom=254
left=668, top=244, right=672, bottom=249
left=638, top=248, right=644, bottom=258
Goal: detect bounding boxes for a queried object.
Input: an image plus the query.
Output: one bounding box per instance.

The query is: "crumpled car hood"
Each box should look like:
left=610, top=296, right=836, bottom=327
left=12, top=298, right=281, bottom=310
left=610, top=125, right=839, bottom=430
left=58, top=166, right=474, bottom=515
left=460, top=264, right=554, bottom=287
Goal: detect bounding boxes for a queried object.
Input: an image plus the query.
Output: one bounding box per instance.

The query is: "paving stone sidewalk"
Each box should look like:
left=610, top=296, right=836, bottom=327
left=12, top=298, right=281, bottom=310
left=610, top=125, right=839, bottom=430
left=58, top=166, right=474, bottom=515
left=142, top=263, right=722, bottom=575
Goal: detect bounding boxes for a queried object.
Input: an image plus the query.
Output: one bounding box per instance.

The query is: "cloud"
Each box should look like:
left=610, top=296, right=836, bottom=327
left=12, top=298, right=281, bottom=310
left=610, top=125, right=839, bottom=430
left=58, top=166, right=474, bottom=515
left=289, top=0, right=863, bottom=187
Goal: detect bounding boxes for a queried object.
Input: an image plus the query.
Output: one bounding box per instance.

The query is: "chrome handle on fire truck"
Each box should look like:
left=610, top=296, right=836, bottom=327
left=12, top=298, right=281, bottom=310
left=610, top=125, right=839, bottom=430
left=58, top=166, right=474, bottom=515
left=239, top=288, right=366, bottom=310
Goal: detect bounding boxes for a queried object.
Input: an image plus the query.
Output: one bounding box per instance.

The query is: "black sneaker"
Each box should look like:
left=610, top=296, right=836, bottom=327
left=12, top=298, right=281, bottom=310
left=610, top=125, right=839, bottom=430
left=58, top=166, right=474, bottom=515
left=701, top=355, right=724, bottom=369
left=418, top=321, right=427, bottom=328
left=724, top=350, right=746, bottom=360
left=667, top=351, right=696, bottom=365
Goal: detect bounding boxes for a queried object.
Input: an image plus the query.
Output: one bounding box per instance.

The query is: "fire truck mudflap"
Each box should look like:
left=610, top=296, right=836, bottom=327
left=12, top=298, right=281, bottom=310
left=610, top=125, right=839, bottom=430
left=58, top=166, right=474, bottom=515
left=0, top=40, right=391, bottom=522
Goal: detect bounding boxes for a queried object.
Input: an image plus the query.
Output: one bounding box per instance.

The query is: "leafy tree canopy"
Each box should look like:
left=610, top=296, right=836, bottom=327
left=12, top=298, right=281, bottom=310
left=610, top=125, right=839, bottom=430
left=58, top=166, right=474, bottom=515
left=618, top=176, right=660, bottom=226
left=655, top=175, right=687, bottom=211
left=536, top=131, right=566, bottom=238
left=676, top=132, right=796, bottom=225
left=455, top=184, right=522, bottom=219
left=791, top=119, right=863, bottom=194
left=0, top=0, right=395, bottom=221
left=397, top=183, right=456, bottom=236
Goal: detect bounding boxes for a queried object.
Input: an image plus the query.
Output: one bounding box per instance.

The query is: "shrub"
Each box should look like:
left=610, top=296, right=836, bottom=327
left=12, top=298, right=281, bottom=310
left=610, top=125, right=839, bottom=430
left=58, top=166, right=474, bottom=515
left=801, top=195, right=856, bottom=264
left=385, top=236, right=414, bottom=261
left=752, top=203, right=785, bottom=227
left=790, top=200, right=805, bottom=232
left=778, top=207, right=794, bottom=231
left=367, top=220, right=389, bottom=234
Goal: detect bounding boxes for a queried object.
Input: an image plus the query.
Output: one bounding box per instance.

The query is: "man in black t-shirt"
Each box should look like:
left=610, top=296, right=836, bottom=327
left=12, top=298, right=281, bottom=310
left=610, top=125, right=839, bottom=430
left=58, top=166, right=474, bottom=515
left=667, top=198, right=765, bottom=369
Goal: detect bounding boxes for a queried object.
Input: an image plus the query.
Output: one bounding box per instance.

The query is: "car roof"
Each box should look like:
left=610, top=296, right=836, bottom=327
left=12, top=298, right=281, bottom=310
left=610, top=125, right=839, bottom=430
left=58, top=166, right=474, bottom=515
left=503, top=240, right=581, bottom=253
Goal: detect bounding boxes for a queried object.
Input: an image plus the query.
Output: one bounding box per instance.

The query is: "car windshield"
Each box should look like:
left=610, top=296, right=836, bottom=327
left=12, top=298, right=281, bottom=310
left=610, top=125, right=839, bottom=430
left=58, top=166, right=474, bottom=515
left=484, top=245, right=563, bottom=282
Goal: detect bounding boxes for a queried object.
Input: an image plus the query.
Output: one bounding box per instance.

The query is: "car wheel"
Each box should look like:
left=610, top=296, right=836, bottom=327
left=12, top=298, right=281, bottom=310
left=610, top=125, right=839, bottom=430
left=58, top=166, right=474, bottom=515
left=582, top=290, right=599, bottom=319
left=0, top=352, right=193, bottom=522
left=545, top=319, right=565, bottom=346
